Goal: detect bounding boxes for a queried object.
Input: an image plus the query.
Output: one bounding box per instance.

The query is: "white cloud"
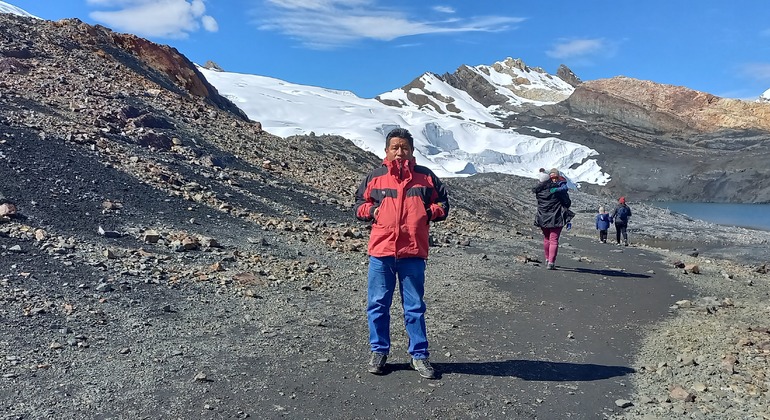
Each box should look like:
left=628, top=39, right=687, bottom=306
left=88, top=0, right=218, bottom=39
left=546, top=38, right=606, bottom=60
left=201, top=15, right=218, bottom=32
left=257, top=1, right=524, bottom=49
left=433, top=6, right=455, bottom=14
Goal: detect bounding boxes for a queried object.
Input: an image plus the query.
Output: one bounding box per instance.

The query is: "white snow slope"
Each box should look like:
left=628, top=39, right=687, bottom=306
left=201, top=65, right=610, bottom=186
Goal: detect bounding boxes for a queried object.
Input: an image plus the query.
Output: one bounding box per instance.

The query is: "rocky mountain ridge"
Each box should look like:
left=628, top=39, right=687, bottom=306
left=375, top=57, right=576, bottom=122
left=570, top=77, right=770, bottom=134
left=374, top=55, right=770, bottom=202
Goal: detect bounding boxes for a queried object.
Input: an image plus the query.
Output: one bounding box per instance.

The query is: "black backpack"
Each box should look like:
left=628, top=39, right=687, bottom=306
left=616, top=206, right=629, bottom=222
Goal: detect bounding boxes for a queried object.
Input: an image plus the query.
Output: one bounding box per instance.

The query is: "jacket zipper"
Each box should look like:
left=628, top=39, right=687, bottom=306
left=394, top=159, right=405, bottom=259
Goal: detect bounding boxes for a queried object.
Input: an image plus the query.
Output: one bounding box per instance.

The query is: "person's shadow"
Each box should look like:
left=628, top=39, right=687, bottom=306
left=556, top=266, right=651, bottom=279
left=391, top=359, right=635, bottom=381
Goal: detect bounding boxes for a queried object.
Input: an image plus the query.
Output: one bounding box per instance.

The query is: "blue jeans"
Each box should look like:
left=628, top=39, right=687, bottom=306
left=367, top=256, right=429, bottom=359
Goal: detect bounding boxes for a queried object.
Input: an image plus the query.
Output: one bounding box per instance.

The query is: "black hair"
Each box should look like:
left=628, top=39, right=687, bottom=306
left=385, top=128, right=414, bottom=149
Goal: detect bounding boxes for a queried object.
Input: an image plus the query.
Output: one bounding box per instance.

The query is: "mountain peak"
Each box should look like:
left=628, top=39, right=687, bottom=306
left=376, top=57, right=576, bottom=125
left=556, top=64, right=582, bottom=87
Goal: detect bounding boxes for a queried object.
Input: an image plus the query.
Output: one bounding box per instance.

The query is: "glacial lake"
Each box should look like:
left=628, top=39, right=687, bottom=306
left=652, top=202, right=770, bottom=232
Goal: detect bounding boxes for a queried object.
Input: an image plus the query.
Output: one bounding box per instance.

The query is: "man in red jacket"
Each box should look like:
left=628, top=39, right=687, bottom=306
left=355, top=128, right=449, bottom=379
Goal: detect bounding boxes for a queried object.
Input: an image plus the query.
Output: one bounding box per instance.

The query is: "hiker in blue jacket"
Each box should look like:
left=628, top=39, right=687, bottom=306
left=595, top=206, right=612, bottom=243
left=611, top=196, right=632, bottom=246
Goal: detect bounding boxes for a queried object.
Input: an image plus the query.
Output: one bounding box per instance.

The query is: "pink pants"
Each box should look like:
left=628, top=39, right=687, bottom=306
left=541, top=227, right=563, bottom=264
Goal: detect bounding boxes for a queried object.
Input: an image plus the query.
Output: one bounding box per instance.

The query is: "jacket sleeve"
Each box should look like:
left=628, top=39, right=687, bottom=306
left=427, top=172, right=449, bottom=222
left=354, top=174, right=376, bottom=221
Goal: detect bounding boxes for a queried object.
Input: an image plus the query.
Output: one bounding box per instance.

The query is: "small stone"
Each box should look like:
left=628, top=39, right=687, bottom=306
left=615, top=399, right=633, bottom=408
left=692, top=383, right=707, bottom=392
left=0, top=202, right=17, bottom=217
left=669, top=385, right=692, bottom=401
left=142, top=230, right=161, bottom=243
left=95, top=282, right=113, bottom=292
left=97, top=226, right=121, bottom=238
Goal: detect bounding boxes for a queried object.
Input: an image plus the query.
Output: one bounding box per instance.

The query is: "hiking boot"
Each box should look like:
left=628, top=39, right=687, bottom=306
left=410, top=358, right=437, bottom=379
left=547, top=263, right=555, bottom=270
left=367, top=352, right=387, bottom=375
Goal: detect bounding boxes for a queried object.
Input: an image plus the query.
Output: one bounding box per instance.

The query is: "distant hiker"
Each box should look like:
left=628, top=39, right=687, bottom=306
left=354, top=127, right=449, bottom=380
left=595, top=206, right=612, bottom=243
left=532, top=168, right=575, bottom=270
left=611, top=196, right=632, bottom=246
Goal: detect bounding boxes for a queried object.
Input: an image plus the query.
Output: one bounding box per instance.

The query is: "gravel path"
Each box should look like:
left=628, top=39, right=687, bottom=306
left=6, top=202, right=767, bottom=419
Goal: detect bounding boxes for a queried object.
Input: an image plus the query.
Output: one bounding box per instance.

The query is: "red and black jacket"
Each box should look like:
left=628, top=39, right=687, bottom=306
left=355, top=157, right=449, bottom=259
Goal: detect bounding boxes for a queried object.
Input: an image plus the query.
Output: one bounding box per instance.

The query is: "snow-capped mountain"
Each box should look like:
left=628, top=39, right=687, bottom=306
left=377, top=58, right=576, bottom=122
left=0, top=1, right=36, bottom=18
left=199, top=59, right=609, bottom=187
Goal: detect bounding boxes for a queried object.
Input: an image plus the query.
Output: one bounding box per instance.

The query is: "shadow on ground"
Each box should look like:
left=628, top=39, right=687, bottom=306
left=412, top=360, right=637, bottom=381
left=556, top=266, right=652, bottom=278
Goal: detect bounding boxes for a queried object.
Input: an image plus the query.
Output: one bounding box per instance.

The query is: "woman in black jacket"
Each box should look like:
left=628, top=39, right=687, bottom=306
left=532, top=169, right=575, bottom=270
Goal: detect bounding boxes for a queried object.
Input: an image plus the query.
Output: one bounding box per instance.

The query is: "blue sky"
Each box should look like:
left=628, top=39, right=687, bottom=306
left=9, top=0, right=770, bottom=99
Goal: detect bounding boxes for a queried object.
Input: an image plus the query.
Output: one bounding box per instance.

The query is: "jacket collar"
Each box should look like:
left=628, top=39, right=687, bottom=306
left=383, top=157, right=415, bottom=182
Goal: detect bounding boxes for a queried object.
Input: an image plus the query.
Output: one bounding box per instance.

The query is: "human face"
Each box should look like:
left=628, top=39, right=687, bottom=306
left=385, top=137, right=413, bottom=161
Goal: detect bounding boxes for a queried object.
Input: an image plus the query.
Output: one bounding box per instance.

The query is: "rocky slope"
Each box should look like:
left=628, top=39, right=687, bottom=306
left=506, top=77, right=770, bottom=203
left=569, top=77, right=770, bottom=134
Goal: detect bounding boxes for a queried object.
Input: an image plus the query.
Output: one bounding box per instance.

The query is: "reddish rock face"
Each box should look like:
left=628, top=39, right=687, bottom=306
left=45, top=17, right=248, bottom=121
left=110, top=33, right=212, bottom=99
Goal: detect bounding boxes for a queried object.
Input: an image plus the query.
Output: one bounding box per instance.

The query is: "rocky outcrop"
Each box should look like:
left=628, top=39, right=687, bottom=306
left=567, top=76, right=770, bottom=134
left=379, top=57, right=575, bottom=115
left=35, top=17, right=248, bottom=120
left=447, top=58, right=574, bottom=104
left=439, top=65, right=512, bottom=108
left=203, top=60, right=224, bottom=72
left=556, top=64, right=582, bottom=87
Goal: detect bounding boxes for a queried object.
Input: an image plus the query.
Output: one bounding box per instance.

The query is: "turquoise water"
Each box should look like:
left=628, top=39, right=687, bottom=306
left=652, top=202, right=770, bottom=232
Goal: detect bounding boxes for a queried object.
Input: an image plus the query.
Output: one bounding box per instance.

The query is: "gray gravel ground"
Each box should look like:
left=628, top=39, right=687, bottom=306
left=4, top=185, right=769, bottom=419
